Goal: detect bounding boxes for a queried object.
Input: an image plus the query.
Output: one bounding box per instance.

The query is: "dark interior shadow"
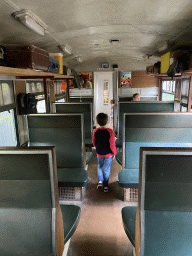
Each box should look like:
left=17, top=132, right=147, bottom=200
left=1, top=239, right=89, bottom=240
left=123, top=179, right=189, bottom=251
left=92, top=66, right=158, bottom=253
left=84, top=181, right=123, bottom=206
left=68, top=235, right=132, bottom=256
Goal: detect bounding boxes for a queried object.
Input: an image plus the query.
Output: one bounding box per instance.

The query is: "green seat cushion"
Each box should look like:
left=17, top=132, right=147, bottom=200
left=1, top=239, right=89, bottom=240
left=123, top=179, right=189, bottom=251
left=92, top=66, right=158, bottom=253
left=86, top=152, right=94, bottom=165
left=115, top=138, right=122, bottom=149
left=0, top=208, right=52, bottom=255
left=115, top=152, right=122, bottom=165
left=60, top=205, right=81, bottom=244
left=57, top=168, right=88, bottom=187
left=85, top=138, right=93, bottom=147
left=118, top=169, right=139, bottom=188
left=143, top=211, right=192, bottom=256
left=122, top=206, right=137, bottom=247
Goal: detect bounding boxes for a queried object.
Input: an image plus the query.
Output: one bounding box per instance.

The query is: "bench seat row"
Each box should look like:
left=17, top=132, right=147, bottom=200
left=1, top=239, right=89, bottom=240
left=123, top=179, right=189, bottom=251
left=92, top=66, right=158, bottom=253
left=122, top=147, right=192, bottom=256
left=0, top=147, right=81, bottom=255
left=27, top=113, right=91, bottom=192
left=118, top=112, right=192, bottom=190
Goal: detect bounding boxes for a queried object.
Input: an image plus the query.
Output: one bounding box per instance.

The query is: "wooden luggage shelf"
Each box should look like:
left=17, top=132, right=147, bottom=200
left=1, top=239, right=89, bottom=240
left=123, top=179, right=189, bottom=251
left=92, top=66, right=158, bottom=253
left=0, top=66, right=74, bottom=80
left=148, top=70, right=192, bottom=78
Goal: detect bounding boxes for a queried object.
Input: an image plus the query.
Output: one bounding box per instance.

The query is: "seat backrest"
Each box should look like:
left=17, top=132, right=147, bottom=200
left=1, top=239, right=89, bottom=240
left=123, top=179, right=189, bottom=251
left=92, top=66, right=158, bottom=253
left=123, top=113, right=192, bottom=170
left=137, top=147, right=192, bottom=256
left=69, top=97, right=93, bottom=103
left=0, top=147, right=64, bottom=256
left=118, top=102, right=174, bottom=144
left=118, top=97, right=132, bottom=102
left=27, top=114, right=85, bottom=168
left=54, top=103, right=93, bottom=141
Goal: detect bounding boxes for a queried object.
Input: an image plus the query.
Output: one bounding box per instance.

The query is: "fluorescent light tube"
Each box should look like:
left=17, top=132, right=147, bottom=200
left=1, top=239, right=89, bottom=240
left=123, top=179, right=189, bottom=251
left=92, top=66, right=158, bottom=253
left=158, top=42, right=168, bottom=52
left=75, top=56, right=83, bottom=62
left=12, top=10, right=46, bottom=36
left=19, top=15, right=45, bottom=36
left=58, top=45, right=72, bottom=55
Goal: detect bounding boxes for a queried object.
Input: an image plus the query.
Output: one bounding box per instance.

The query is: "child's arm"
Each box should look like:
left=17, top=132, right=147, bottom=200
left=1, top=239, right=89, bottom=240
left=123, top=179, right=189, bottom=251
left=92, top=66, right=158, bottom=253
left=108, top=129, right=117, bottom=157
left=92, top=129, right=96, bottom=147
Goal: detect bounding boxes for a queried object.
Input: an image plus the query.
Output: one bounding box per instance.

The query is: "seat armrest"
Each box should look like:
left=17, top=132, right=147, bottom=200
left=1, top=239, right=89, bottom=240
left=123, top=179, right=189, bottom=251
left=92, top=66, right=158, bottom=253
left=122, top=206, right=137, bottom=247
left=118, top=169, right=139, bottom=188
left=115, top=152, right=122, bottom=165
left=60, top=205, right=81, bottom=244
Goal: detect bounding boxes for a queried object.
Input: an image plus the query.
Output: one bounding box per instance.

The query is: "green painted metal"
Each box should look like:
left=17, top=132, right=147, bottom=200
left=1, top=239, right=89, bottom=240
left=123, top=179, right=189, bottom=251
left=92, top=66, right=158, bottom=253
left=27, top=114, right=88, bottom=187
left=119, top=113, right=192, bottom=188
left=0, top=150, right=55, bottom=255
left=55, top=103, right=93, bottom=143
left=140, top=148, right=192, bottom=256
left=28, top=115, right=83, bottom=168
left=121, top=206, right=137, bottom=247
left=60, top=205, right=81, bottom=243
left=116, top=102, right=174, bottom=148
left=57, top=168, right=88, bottom=187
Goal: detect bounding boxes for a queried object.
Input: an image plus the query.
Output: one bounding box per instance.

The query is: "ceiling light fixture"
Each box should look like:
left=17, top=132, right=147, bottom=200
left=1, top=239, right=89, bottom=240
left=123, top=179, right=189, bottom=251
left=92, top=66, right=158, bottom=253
left=12, top=9, right=47, bottom=36
left=75, top=56, right=83, bottom=62
left=110, top=39, right=120, bottom=44
left=158, top=42, right=168, bottom=52
left=143, top=54, right=152, bottom=61
left=58, top=45, right=72, bottom=55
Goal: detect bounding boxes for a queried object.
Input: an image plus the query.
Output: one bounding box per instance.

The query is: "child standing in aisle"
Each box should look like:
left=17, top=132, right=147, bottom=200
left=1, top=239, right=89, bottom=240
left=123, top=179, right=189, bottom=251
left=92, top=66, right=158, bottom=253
left=92, top=113, right=117, bottom=192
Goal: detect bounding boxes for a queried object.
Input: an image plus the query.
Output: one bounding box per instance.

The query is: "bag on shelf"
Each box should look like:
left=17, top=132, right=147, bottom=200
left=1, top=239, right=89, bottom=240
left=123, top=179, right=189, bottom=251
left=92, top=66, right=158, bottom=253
left=63, top=66, right=71, bottom=76
left=6, top=45, right=49, bottom=71
left=153, top=61, right=161, bottom=74
left=17, top=93, right=38, bottom=115
left=0, top=45, right=7, bottom=66
left=48, top=56, right=60, bottom=74
left=167, top=51, right=191, bottom=78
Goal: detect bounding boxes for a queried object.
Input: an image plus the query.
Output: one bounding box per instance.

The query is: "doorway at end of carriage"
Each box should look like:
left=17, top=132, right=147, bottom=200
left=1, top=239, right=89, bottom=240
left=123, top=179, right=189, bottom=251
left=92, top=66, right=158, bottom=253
left=94, top=72, right=114, bottom=128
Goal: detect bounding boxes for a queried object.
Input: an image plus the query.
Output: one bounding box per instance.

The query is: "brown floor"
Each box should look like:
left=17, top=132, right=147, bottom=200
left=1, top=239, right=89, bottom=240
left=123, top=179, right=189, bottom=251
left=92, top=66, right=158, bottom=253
left=67, top=150, right=134, bottom=256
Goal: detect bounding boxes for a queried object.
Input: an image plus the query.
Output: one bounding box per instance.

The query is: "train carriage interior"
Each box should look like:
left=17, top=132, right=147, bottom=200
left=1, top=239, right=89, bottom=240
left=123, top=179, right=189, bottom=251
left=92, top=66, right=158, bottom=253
left=1, top=0, right=192, bottom=255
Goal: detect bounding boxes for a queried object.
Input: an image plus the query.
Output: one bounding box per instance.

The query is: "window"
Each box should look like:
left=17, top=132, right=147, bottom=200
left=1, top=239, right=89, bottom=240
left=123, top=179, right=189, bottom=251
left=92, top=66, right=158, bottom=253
left=56, top=98, right=65, bottom=103
left=54, top=81, right=66, bottom=102
left=162, top=80, right=175, bottom=101
left=37, top=99, right=46, bottom=113
left=0, top=80, right=17, bottom=146
left=26, top=80, right=46, bottom=113
left=0, top=109, right=17, bottom=146
left=103, top=81, right=109, bottom=104
left=180, top=78, right=190, bottom=112
left=0, top=81, right=14, bottom=106
left=26, top=81, right=44, bottom=94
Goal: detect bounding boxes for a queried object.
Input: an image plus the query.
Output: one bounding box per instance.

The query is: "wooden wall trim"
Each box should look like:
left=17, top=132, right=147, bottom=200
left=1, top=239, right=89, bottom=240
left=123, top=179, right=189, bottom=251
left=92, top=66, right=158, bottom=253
left=131, top=71, right=158, bottom=88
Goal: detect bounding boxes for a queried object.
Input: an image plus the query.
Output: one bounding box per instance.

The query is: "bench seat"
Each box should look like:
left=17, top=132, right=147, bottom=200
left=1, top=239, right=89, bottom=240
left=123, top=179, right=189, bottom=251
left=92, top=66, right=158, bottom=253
left=118, top=169, right=139, bottom=188
left=60, top=205, right=81, bottom=244
left=85, top=138, right=93, bottom=148
left=86, top=151, right=94, bottom=165
left=122, top=206, right=137, bottom=247
left=57, top=168, right=88, bottom=187
left=115, top=138, right=122, bottom=149
left=115, top=152, right=122, bottom=165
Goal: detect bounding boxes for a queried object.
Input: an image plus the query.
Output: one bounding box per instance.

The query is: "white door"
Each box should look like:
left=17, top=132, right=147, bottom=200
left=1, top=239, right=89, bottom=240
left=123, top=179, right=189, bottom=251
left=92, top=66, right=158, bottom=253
left=94, top=72, right=113, bottom=126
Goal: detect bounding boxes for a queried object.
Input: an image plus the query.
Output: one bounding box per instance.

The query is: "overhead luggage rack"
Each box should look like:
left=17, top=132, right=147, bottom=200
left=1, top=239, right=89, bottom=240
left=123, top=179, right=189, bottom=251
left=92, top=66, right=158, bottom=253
left=0, top=66, right=74, bottom=112
left=0, top=66, right=74, bottom=79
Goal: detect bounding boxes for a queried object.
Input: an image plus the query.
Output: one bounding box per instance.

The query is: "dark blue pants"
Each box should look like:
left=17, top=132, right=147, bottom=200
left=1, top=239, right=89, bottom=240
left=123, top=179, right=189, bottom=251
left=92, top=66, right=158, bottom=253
left=97, top=156, right=112, bottom=187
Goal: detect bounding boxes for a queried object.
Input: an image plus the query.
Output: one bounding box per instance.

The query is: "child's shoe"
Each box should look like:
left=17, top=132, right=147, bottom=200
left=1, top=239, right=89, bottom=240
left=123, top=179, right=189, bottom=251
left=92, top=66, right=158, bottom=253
left=97, top=181, right=103, bottom=189
left=103, top=187, right=108, bottom=192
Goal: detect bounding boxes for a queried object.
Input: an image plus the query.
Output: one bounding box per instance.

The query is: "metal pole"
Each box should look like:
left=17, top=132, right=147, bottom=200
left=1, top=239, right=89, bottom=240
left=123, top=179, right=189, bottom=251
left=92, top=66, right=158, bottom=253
left=43, top=77, right=50, bottom=113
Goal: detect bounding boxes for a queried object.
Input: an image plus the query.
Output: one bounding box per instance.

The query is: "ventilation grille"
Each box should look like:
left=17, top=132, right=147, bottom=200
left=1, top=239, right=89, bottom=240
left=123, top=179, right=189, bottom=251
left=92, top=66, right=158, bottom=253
left=59, top=187, right=83, bottom=201
left=124, top=188, right=138, bottom=202
left=110, top=39, right=120, bottom=44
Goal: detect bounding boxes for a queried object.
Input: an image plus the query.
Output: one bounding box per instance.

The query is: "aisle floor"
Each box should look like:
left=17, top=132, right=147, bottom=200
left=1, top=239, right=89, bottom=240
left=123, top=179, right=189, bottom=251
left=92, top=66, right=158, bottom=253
left=66, top=150, right=134, bottom=256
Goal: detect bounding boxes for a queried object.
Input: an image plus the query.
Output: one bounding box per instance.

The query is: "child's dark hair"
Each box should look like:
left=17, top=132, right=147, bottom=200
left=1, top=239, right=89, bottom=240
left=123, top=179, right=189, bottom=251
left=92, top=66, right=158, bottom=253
left=110, top=99, right=115, bottom=104
left=133, top=93, right=139, bottom=99
left=96, top=113, right=108, bottom=126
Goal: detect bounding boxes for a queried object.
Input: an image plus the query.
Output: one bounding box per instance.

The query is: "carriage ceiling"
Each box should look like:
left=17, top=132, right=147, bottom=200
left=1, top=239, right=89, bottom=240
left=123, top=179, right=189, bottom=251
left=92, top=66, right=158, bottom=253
left=1, top=0, right=192, bottom=71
